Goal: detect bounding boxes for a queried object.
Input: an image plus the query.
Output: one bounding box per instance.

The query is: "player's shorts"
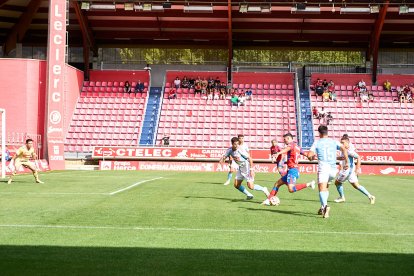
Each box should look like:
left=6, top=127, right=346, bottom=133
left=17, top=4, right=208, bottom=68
left=14, top=159, right=37, bottom=171
left=317, top=163, right=338, bottom=183
left=281, top=168, right=299, bottom=185
left=235, top=164, right=254, bottom=183
left=336, top=168, right=358, bottom=183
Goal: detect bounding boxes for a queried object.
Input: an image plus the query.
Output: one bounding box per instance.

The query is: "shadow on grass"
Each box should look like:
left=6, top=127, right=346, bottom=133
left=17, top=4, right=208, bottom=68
left=242, top=207, right=316, bottom=217
left=0, top=245, right=412, bottom=275
left=183, top=195, right=261, bottom=204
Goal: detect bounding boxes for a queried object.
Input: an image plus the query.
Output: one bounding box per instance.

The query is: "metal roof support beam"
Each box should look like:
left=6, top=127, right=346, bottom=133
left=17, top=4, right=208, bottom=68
left=0, top=0, right=9, bottom=8
left=73, top=1, right=97, bottom=56
left=370, top=1, right=389, bottom=84
left=227, top=0, right=233, bottom=82
left=2, top=0, right=42, bottom=56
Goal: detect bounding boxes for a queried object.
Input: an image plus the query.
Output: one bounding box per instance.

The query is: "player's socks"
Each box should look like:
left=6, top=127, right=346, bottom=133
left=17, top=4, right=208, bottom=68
left=292, top=184, right=307, bottom=192
left=357, top=186, right=371, bottom=197
left=336, top=184, right=345, bottom=198
left=253, top=184, right=265, bottom=192
left=227, top=172, right=233, bottom=181
left=319, top=191, right=329, bottom=207
left=269, top=187, right=279, bottom=198
left=238, top=185, right=253, bottom=197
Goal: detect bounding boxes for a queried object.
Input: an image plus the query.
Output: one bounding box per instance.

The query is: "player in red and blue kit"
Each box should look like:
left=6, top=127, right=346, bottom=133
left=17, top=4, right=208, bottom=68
left=270, top=139, right=287, bottom=176
left=262, top=133, right=315, bottom=206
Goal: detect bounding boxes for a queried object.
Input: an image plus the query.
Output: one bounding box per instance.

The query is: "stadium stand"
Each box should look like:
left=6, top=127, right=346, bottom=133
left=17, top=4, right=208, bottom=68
left=64, top=70, right=150, bottom=152
left=156, top=72, right=296, bottom=148
left=309, top=74, right=414, bottom=151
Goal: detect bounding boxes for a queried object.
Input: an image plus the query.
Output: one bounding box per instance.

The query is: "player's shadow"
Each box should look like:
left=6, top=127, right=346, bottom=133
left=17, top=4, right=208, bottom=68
left=194, top=181, right=225, bottom=185
left=290, top=198, right=321, bottom=203
left=242, top=207, right=316, bottom=217
left=183, top=195, right=260, bottom=204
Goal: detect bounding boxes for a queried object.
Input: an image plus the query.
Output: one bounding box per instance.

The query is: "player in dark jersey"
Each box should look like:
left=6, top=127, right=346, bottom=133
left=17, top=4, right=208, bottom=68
left=262, top=133, right=315, bottom=206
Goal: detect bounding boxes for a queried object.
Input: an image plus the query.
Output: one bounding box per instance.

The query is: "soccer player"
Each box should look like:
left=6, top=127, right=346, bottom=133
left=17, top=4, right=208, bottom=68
left=307, top=125, right=349, bottom=218
left=224, top=134, right=249, bottom=186
left=7, top=139, right=44, bottom=184
left=262, top=133, right=315, bottom=206
left=334, top=136, right=376, bottom=204
left=219, top=137, right=269, bottom=200
left=270, top=139, right=287, bottom=176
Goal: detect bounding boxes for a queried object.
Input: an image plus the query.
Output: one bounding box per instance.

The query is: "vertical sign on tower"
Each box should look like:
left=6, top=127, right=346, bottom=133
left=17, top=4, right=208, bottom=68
left=45, top=0, right=66, bottom=170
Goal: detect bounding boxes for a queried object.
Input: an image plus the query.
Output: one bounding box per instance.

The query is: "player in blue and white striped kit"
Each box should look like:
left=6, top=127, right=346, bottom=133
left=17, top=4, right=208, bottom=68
left=307, top=125, right=349, bottom=218
left=334, top=135, right=376, bottom=204
left=219, top=137, right=269, bottom=200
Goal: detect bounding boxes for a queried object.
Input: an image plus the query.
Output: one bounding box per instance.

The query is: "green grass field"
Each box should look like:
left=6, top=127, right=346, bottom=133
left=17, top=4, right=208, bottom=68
left=0, top=171, right=413, bottom=275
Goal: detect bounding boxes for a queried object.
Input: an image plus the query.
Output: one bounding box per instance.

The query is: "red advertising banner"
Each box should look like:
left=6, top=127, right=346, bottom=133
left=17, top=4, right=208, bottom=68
left=93, top=146, right=414, bottom=163
left=45, top=0, right=66, bottom=170
left=99, top=160, right=414, bottom=176
left=1, top=159, right=50, bottom=175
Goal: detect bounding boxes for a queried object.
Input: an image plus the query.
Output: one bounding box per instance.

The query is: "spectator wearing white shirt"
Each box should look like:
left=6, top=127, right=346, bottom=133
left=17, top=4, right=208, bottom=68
left=173, top=77, right=181, bottom=89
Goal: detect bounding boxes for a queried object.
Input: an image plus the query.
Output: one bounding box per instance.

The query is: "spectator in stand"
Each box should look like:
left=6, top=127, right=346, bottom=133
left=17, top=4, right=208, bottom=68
left=144, top=64, right=151, bottom=71
left=322, top=79, right=329, bottom=90
left=135, top=80, right=145, bottom=94
left=368, top=93, right=375, bottom=102
left=219, top=85, right=226, bottom=99
left=201, top=78, right=208, bottom=94
left=353, top=85, right=361, bottom=98
left=238, top=93, right=246, bottom=106
left=245, top=89, right=253, bottom=100
left=383, top=80, right=391, bottom=92
left=214, top=77, right=221, bottom=88
left=326, top=112, right=333, bottom=126
left=399, top=89, right=406, bottom=103
left=407, top=91, right=412, bottom=103
left=181, top=76, right=189, bottom=88
left=161, top=134, right=170, bottom=146
left=213, top=88, right=220, bottom=100
left=226, top=82, right=232, bottom=95
left=315, top=79, right=324, bottom=97
left=360, top=91, right=369, bottom=102
left=231, top=94, right=239, bottom=106
left=330, top=91, right=337, bottom=102
left=312, top=106, right=319, bottom=118
left=403, top=84, right=411, bottom=94
left=173, top=77, right=181, bottom=89
left=189, top=77, right=196, bottom=89
left=194, top=79, right=202, bottom=94
left=168, top=88, right=177, bottom=99
left=124, top=81, right=131, bottom=93
left=328, top=80, right=335, bottom=92
left=322, top=90, right=330, bottom=102
left=318, top=107, right=326, bottom=120
left=358, top=79, right=367, bottom=92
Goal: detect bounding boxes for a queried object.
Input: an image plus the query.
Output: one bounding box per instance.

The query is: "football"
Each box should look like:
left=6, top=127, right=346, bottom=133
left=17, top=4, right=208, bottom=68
left=269, top=196, right=280, bottom=206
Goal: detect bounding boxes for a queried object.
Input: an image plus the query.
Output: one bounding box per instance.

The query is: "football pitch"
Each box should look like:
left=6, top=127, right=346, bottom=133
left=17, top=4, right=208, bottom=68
left=0, top=170, right=413, bottom=275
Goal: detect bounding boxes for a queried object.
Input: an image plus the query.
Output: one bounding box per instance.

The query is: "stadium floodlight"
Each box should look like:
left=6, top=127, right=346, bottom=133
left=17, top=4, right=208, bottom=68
left=143, top=3, right=152, bottom=11
left=399, top=5, right=409, bottom=14
left=261, top=5, right=271, bottom=13
left=340, top=7, right=371, bottom=14
left=291, top=6, right=321, bottom=14
left=370, top=5, right=380, bottom=14
left=90, top=3, right=116, bottom=10
left=239, top=3, right=248, bottom=13
left=184, top=5, right=213, bottom=13
left=124, top=3, right=134, bottom=11
left=80, top=2, right=90, bottom=10
left=247, top=6, right=261, bottom=12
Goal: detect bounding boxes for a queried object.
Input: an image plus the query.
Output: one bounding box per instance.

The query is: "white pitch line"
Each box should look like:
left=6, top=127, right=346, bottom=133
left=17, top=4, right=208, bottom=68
left=0, top=224, right=412, bottom=237
left=0, top=192, right=107, bottom=195
left=109, top=177, right=164, bottom=195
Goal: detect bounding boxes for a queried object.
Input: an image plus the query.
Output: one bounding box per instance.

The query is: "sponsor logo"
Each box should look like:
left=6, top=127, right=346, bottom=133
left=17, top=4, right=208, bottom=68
left=50, top=155, right=64, bottom=161
left=49, top=111, right=62, bottom=124
left=380, top=167, right=396, bottom=175
left=100, top=161, right=112, bottom=170
left=397, top=166, right=414, bottom=175
left=177, top=150, right=188, bottom=158
left=362, top=156, right=395, bottom=162
left=48, top=126, right=63, bottom=134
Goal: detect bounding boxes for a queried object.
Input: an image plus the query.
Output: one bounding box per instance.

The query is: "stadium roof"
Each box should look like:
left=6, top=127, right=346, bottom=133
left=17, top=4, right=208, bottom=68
left=1, top=0, right=414, bottom=56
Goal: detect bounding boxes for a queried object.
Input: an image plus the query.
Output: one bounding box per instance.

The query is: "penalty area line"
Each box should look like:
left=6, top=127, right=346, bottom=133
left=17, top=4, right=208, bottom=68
left=0, top=224, right=412, bottom=237
left=109, top=177, right=164, bottom=195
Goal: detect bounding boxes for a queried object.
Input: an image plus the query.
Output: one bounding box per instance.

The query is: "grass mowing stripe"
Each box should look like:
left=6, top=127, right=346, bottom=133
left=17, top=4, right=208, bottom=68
left=108, top=177, right=164, bottom=195
left=0, top=224, right=412, bottom=237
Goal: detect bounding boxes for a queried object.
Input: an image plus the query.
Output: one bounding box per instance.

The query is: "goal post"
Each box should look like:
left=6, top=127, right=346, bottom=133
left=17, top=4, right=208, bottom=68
left=0, top=108, right=5, bottom=179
